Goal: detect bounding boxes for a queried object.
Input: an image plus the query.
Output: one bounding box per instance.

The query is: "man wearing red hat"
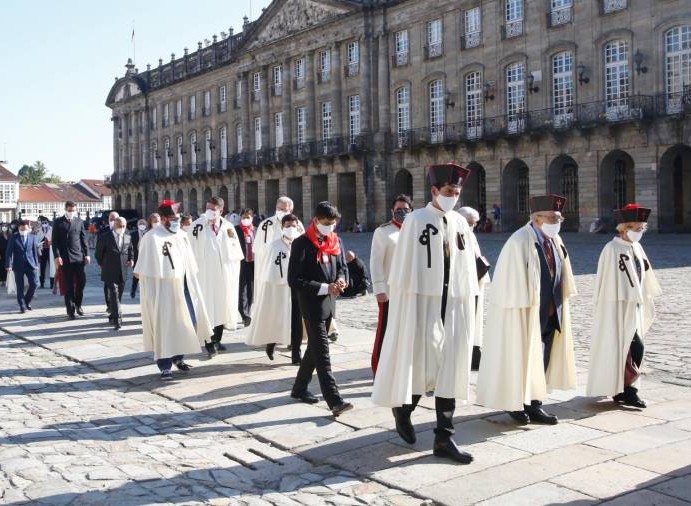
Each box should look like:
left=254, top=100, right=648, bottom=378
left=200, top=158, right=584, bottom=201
left=587, top=204, right=661, bottom=407
left=134, top=200, right=214, bottom=380
left=372, top=163, right=479, bottom=464
left=477, top=194, right=577, bottom=425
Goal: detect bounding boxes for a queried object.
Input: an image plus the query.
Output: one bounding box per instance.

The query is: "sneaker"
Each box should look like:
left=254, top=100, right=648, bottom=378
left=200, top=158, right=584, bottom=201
left=160, top=370, right=173, bottom=380
left=174, top=361, right=193, bottom=372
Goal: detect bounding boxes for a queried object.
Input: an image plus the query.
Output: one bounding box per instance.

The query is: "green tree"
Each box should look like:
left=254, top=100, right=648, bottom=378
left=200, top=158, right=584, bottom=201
left=17, top=161, right=62, bottom=184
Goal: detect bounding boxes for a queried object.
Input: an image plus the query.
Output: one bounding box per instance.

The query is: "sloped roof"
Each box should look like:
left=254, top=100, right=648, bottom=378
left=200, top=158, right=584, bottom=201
left=19, top=185, right=62, bottom=202
left=19, top=183, right=101, bottom=203
left=79, top=179, right=112, bottom=197
left=0, top=164, right=19, bottom=182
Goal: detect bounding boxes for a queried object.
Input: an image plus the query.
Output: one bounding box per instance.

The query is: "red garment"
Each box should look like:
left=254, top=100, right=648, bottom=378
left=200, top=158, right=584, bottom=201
left=304, top=222, right=341, bottom=263
left=239, top=223, right=254, bottom=262
left=391, top=219, right=402, bottom=230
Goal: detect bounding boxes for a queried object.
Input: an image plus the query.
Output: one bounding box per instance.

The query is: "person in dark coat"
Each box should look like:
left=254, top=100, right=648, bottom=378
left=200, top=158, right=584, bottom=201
left=95, top=217, right=133, bottom=329
left=4, top=220, right=39, bottom=313
left=235, top=208, right=256, bottom=326
left=51, top=200, right=90, bottom=319
left=0, top=223, right=9, bottom=287
left=341, top=250, right=369, bottom=297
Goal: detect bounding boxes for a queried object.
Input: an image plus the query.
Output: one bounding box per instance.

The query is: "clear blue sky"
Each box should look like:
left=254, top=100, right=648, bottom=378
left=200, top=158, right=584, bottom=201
left=0, top=0, right=272, bottom=182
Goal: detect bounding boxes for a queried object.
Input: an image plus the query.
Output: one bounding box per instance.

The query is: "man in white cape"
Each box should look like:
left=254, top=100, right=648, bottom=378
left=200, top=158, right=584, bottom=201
left=458, top=206, right=491, bottom=371
left=372, top=163, right=478, bottom=464
left=477, top=194, right=577, bottom=425
left=587, top=204, right=661, bottom=408
left=246, top=214, right=303, bottom=362
left=134, top=200, right=213, bottom=380
left=187, top=196, right=244, bottom=358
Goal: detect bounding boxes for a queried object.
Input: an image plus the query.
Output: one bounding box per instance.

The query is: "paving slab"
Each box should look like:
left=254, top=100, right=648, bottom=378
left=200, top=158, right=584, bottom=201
left=572, top=409, right=667, bottom=432
left=587, top=424, right=691, bottom=455
left=476, top=482, right=597, bottom=506
left=491, top=421, right=607, bottom=454
left=651, top=474, right=691, bottom=503
left=600, top=489, right=691, bottom=505
left=616, top=439, right=691, bottom=477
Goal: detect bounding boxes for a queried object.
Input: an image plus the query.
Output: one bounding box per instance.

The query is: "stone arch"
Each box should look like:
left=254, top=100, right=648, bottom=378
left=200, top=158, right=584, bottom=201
left=393, top=169, right=413, bottom=198
left=135, top=193, right=143, bottom=217
left=188, top=188, right=198, bottom=216
left=125, top=193, right=132, bottom=209
left=163, top=190, right=171, bottom=201
left=114, top=194, right=122, bottom=209
left=501, top=159, right=530, bottom=230
left=599, top=150, right=635, bottom=228
left=461, top=162, right=486, bottom=217
left=151, top=191, right=159, bottom=215
left=219, top=186, right=229, bottom=214
left=203, top=186, right=213, bottom=205
left=659, top=144, right=691, bottom=232
left=548, top=155, right=579, bottom=231
left=176, top=189, right=184, bottom=212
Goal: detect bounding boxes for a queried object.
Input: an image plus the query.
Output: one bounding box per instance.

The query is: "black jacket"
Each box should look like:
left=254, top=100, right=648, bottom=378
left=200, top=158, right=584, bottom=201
left=95, top=231, right=133, bottom=284
left=235, top=225, right=255, bottom=262
left=51, top=216, right=88, bottom=264
left=288, top=235, right=345, bottom=321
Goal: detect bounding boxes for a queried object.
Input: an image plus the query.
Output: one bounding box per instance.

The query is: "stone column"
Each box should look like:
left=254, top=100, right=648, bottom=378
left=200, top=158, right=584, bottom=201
left=260, top=65, right=270, bottom=150
left=305, top=50, right=317, bottom=143
left=282, top=58, right=293, bottom=145
left=242, top=72, right=251, bottom=153
left=376, top=32, right=391, bottom=145
left=331, top=43, right=343, bottom=138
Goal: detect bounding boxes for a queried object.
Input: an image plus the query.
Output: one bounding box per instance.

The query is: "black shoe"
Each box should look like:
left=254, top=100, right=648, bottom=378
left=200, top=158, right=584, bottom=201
left=175, top=360, right=193, bottom=372
left=68, top=313, right=76, bottom=320
left=160, top=370, right=173, bottom=380
left=471, top=346, right=482, bottom=371
left=114, top=317, right=122, bottom=330
left=76, top=307, right=84, bottom=316
left=526, top=406, right=559, bottom=425
left=332, top=402, right=353, bottom=417
left=242, top=316, right=252, bottom=327
left=265, top=343, right=276, bottom=360
left=292, top=357, right=301, bottom=366
left=26, top=305, right=32, bottom=311
left=214, top=342, right=227, bottom=352
left=291, top=391, right=318, bottom=404
left=130, top=292, right=136, bottom=299
left=328, top=332, right=338, bottom=342
left=205, top=342, right=217, bottom=359
left=392, top=408, right=416, bottom=444
left=19, top=307, right=26, bottom=314
left=433, top=439, right=473, bottom=464
left=508, top=410, right=530, bottom=425
left=615, top=389, right=647, bottom=408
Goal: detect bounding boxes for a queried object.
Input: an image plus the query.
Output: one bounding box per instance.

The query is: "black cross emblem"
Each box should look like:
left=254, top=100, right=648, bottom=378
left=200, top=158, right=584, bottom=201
left=275, top=251, right=287, bottom=278
left=418, top=224, right=439, bottom=269
left=162, top=241, right=175, bottom=270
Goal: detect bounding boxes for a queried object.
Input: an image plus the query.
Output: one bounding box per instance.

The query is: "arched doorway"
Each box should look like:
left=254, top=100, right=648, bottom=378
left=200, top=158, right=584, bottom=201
left=461, top=162, right=487, bottom=217
left=393, top=169, right=413, bottom=198
left=219, top=186, right=229, bottom=214
left=151, top=191, right=159, bottom=215
left=114, top=195, right=122, bottom=209
left=502, top=159, right=530, bottom=230
left=176, top=189, right=184, bottom=212
left=203, top=186, right=212, bottom=206
left=188, top=188, right=198, bottom=216
left=163, top=190, right=171, bottom=201
left=600, top=150, right=635, bottom=228
left=135, top=193, right=143, bottom=217
left=659, top=144, right=691, bottom=232
left=548, top=155, right=579, bottom=231
left=125, top=194, right=132, bottom=209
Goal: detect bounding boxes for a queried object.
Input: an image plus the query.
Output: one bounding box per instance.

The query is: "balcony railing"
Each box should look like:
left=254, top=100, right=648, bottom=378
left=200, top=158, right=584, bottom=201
left=218, top=102, right=227, bottom=113
left=424, top=43, right=443, bottom=60
left=174, top=115, right=181, bottom=124
left=318, top=70, right=331, bottom=84
left=252, top=90, right=261, bottom=102
left=202, top=106, right=211, bottom=117
left=601, top=0, right=627, bottom=15
left=161, top=119, right=169, bottom=128
left=230, top=152, right=251, bottom=170
left=233, top=98, right=241, bottom=109
left=272, top=84, right=283, bottom=97
left=294, top=77, right=306, bottom=90
left=548, top=5, right=572, bottom=27
left=188, top=111, right=196, bottom=121
left=344, top=63, right=359, bottom=77
left=502, top=19, right=524, bottom=39
left=461, top=32, right=481, bottom=50
left=392, top=52, right=409, bottom=67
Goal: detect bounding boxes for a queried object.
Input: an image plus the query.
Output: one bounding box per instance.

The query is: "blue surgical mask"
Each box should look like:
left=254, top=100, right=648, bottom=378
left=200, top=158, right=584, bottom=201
left=168, top=220, right=180, bottom=233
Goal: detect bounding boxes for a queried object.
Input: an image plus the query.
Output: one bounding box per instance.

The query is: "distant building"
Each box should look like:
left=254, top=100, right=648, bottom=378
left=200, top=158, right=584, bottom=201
left=0, top=163, right=19, bottom=222
left=17, top=182, right=104, bottom=221
left=77, top=179, right=113, bottom=210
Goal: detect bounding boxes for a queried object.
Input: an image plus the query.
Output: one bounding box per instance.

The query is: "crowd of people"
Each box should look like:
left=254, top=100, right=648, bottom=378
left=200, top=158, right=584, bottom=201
left=2, top=162, right=662, bottom=466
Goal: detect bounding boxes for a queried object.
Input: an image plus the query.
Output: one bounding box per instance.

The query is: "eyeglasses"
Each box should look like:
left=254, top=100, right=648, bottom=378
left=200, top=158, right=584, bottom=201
left=536, top=214, right=565, bottom=224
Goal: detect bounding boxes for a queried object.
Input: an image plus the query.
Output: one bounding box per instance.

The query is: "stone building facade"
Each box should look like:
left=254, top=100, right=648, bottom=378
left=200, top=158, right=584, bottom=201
left=106, top=0, right=691, bottom=232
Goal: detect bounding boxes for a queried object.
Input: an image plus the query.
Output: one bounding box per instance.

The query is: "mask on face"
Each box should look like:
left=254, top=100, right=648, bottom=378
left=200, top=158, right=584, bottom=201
left=65, top=211, right=75, bottom=220
left=275, top=210, right=287, bottom=221
left=42, top=223, right=48, bottom=230
left=19, top=229, right=29, bottom=237
left=183, top=225, right=192, bottom=232
left=114, top=227, right=125, bottom=235
left=240, top=218, right=252, bottom=227
left=153, top=222, right=161, bottom=228
left=541, top=222, right=561, bottom=238
left=316, top=222, right=335, bottom=236
left=1, top=227, right=7, bottom=232
left=137, top=224, right=147, bottom=232
left=393, top=209, right=410, bottom=224
left=282, top=226, right=299, bottom=240
left=168, top=220, right=180, bottom=233
left=205, top=209, right=219, bottom=221
left=109, top=220, right=115, bottom=229
left=627, top=229, right=644, bottom=243
left=435, top=194, right=459, bottom=213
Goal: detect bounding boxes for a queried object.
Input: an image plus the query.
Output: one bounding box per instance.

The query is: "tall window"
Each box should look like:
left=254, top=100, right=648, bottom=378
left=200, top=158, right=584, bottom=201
left=506, top=62, right=526, bottom=133
left=346, top=41, right=359, bottom=76
left=151, top=107, right=157, bottom=130
left=190, top=132, right=197, bottom=168
left=604, top=40, right=630, bottom=120
left=274, top=112, right=284, bottom=148
left=140, top=143, right=146, bottom=169
left=321, top=102, right=333, bottom=150
left=505, top=0, right=524, bottom=38
left=552, top=51, right=574, bottom=126
left=429, top=79, right=445, bottom=143
left=176, top=99, right=182, bottom=123
left=139, top=111, right=145, bottom=132
left=426, top=19, right=443, bottom=58
left=219, top=126, right=228, bottom=169
left=219, top=85, right=227, bottom=108
left=396, top=86, right=410, bottom=147
left=348, top=95, right=361, bottom=144
left=163, top=103, right=169, bottom=126
left=665, top=26, right=691, bottom=113
left=203, top=91, right=211, bottom=116
left=296, top=107, right=307, bottom=146
left=394, top=30, right=409, bottom=66
left=189, top=95, right=196, bottom=120
left=205, top=130, right=212, bottom=170
left=164, top=138, right=171, bottom=172
left=151, top=140, right=158, bottom=170
left=176, top=136, right=183, bottom=172
left=295, top=58, right=305, bottom=89
left=550, top=0, right=572, bottom=26
left=235, top=80, right=242, bottom=108
left=319, top=49, right=331, bottom=82
left=466, top=72, right=483, bottom=138
left=252, top=72, right=261, bottom=101
left=236, top=125, right=243, bottom=153
left=273, top=65, right=282, bottom=96
left=463, top=7, right=481, bottom=49
left=254, top=117, right=262, bottom=150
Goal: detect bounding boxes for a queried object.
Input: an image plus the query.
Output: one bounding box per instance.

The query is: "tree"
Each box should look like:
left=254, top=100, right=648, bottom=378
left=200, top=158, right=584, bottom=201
left=17, top=161, right=63, bottom=184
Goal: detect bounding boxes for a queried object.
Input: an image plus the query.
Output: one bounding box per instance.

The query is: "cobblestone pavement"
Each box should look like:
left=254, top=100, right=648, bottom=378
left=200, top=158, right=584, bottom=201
left=0, top=230, right=690, bottom=505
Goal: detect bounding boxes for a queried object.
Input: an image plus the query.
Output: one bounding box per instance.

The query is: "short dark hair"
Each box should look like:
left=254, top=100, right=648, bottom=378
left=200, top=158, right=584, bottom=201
left=64, top=201, right=76, bottom=209
left=314, top=201, right=341, bottom=220
left=281, top=213, right=299, bottom=226
left=241, top=208, right=254, bottom=216
left=208, top=196, right=224, bottom=209
left=158, top=204, right=177, bottom=217
left=18, top=220, right=30, bottom=228
left=181, top=214, right=193, bottom=225
left=391, top=194, right=413, bottom=210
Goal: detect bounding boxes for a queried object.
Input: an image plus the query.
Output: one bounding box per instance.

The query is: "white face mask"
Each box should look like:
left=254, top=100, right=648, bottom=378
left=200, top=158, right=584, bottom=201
left=65, top=211, right=75, bottom=219
left=168, top=220, right=180, bottom=233
left=19, top=229, right=29, bottom=237
left=435, top=194, right=459, bottom=213
left=137, top=224, right=147, bottom=232
left=275, top=210, right=287, bottom=221
left=205, top=209, right=219, bottom=221
left=153, top=222, right=161, bottom=228
left=183, top=225, right=192, bottom=232
left=109, top=220, right=115, bottom=229
left=240, top=218, right=252, bottom=227
left=114, top=227, right=125, bottom=235
left=627, top=229, right=644, bottom=243
left=541, top=222, right=561, bottom=238
left=282, top=226, right=299, bottom=240
left=316, top=222, right=335, bottom=235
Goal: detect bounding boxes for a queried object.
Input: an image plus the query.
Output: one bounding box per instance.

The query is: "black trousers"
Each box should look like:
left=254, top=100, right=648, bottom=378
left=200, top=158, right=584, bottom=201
left=157, top=355, right=183, bottom=372
left=62, top=262, right=86, bottom=315
left=130, top=276, right=139, bottom=297
left=292, top=316, right=342, bottom=409
left=39, top=248, right=53, bottom=287
left=105, top=281, right=125, bottom=318
left=625, top=333, right=645, bottom=389
left=400, top=394, right=456, bottom=442
left=14, top=266, right=38, bottom=309
left=290, top=288, right=302, bottom=362
left=541, top=312, right=560, bottom=371
left=238, top=260, right=254, bottom=319
left=211, top=324, right=224, bottom=343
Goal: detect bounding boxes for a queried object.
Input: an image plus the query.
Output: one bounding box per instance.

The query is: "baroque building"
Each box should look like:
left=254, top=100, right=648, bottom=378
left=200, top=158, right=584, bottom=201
left=106, top=0, right=691, bottom=232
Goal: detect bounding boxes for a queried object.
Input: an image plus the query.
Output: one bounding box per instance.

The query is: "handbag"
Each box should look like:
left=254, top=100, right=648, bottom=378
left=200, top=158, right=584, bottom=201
left=475, top=255, right=491, bottom=281
left=7, top=270, right=16, bottom=295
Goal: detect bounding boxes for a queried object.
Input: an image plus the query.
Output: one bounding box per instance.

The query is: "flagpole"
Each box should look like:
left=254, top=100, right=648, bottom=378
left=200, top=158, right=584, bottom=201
left=131, top=20, right=136, bottom=65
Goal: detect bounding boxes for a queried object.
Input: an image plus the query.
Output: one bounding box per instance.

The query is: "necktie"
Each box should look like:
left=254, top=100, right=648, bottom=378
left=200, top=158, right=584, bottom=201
left=543, top=238, right=556, bottom=279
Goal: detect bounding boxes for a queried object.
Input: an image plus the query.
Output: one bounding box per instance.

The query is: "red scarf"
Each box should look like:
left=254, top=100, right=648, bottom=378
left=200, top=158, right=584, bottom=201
left=391, top=219, right=402, bottom=229
left=239, top=222, right=254, bottom=238
left=305, top=222, right=341, bottom=263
